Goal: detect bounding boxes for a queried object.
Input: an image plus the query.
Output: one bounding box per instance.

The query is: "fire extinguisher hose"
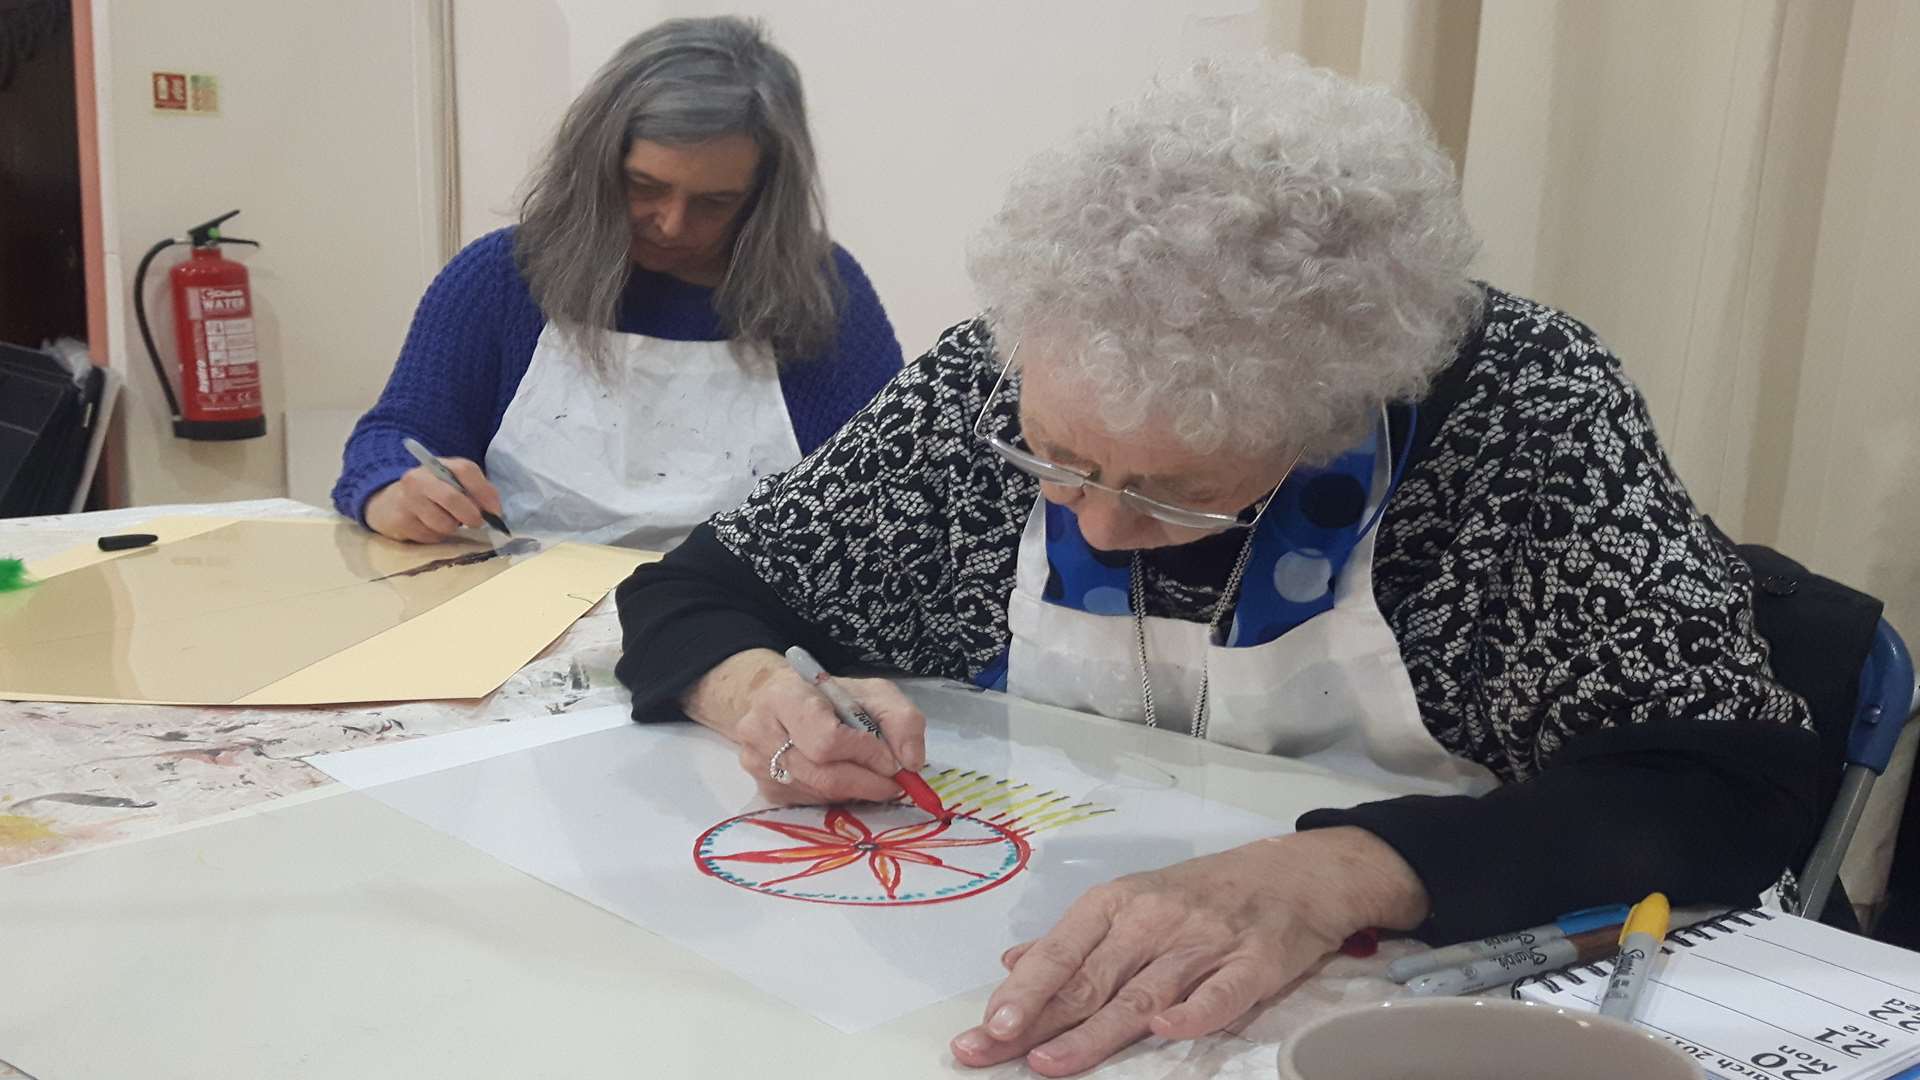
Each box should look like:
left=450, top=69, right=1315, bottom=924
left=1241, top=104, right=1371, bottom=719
left=133, top=236, right=187, bottom=422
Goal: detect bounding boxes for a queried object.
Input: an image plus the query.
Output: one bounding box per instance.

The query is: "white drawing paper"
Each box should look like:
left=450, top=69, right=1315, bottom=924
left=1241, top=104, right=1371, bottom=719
left=311, top=692, right=1289, bottom=1032
left=304, top=705, right=632, bottom=788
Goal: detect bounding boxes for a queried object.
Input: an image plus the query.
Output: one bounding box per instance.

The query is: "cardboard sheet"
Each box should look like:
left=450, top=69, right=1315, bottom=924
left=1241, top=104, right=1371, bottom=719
left=0, top=518, right=649, bottom=706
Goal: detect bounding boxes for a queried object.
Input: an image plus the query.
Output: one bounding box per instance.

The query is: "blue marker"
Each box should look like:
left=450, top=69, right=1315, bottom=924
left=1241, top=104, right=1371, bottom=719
left=1387, top=904, right=1634, bottom=983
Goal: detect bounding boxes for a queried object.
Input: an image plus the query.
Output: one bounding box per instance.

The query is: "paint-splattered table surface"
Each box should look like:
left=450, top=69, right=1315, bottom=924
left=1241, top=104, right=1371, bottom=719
left=0, top=499, right=631, bottom=869
left=0, top=501, right=1421, bottom=1080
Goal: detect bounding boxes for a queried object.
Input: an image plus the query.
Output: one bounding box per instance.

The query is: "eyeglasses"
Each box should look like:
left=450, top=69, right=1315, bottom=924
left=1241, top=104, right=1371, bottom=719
left=972, top=343, right=1298, bottom=532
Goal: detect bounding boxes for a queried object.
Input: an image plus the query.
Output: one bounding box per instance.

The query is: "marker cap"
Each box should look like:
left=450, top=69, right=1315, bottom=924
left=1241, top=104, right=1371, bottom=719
left=1556, top=903, right=1634, bottom=936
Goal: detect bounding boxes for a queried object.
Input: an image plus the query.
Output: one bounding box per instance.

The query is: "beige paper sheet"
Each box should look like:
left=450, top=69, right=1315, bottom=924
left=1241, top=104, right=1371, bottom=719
left=0, top=518, right=651, bottom=706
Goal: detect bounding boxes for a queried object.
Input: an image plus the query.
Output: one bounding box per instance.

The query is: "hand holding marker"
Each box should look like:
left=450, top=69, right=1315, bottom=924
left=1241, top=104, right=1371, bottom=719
left=784, top=646, right=948, bottom=821
left=402, top=437, right=512, bottom=537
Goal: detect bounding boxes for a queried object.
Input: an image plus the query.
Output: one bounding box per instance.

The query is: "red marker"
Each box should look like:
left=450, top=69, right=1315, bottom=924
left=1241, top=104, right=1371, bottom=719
left=892, top=769, right=951, bottom=823
left=784, top=646, right=949, bottom=821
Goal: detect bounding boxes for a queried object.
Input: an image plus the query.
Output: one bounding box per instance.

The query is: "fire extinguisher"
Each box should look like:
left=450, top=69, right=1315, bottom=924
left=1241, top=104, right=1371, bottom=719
left=133, top=209, right=267, bottom=440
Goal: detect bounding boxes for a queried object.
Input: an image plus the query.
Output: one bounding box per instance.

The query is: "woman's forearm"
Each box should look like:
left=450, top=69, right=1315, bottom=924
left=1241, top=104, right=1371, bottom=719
left=679, top=648, right=787, bottom=740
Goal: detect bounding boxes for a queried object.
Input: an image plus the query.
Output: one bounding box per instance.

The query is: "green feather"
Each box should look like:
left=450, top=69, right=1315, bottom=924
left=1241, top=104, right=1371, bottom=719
left=0, top=558, right=32, bottom=592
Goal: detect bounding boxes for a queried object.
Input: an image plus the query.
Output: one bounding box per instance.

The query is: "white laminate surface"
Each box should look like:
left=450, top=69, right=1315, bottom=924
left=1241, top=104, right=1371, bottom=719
left=0, top=683, right=1417, bottom=1080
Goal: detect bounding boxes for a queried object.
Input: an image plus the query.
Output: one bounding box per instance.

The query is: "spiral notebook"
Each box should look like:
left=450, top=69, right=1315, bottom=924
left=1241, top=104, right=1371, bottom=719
left=1514, top=909, right=1920, bottom=1080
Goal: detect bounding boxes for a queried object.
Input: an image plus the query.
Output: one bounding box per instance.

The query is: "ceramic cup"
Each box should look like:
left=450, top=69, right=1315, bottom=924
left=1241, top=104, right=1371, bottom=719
left=1276, top=998, right=1702, bottom=1080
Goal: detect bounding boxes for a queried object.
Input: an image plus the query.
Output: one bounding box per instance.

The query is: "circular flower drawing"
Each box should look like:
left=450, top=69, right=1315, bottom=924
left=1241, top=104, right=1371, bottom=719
left=693, top=804, right=1032, bottom=906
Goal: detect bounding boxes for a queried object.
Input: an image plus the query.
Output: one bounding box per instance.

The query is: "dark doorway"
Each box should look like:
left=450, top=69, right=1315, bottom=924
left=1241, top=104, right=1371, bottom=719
left=0, top=0, right=87, bottom=349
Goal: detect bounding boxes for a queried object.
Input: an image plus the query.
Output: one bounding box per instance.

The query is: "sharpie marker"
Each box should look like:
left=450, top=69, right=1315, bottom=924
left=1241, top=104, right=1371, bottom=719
left=402, top=437, right=512, bottom=536
left=784, top=646, right=949, bottom=821
left=1600, top=893, right=1670, bottom=1021
left=1405, top=926, right=1623, bottom=996
left=1388, top=904, right=1633, bottom=982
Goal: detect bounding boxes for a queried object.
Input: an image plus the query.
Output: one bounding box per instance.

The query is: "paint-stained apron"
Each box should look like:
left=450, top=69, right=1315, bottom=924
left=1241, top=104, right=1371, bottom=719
left=487, top=325, right=802, bottom=550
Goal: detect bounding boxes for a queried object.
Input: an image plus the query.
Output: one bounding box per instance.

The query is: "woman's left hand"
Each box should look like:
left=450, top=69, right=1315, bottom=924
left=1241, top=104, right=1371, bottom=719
left=950, top=826, right=1429, bottom=1076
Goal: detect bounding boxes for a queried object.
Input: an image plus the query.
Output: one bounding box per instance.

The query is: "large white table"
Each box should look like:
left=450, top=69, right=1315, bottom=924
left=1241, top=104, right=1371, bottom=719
left=0, top=682, right=1413, bottom=1080
left=0, top=503, right=1429, bottom=1079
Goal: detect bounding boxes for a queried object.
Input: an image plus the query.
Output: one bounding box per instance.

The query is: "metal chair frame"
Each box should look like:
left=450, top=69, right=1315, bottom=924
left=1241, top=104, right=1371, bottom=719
left=1796, top=619, right=1920, bottom=921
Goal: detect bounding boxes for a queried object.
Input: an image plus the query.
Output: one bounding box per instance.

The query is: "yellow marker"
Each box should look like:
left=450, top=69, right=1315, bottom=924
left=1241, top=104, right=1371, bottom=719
left=1600, top=892, right=1670, bottom=1020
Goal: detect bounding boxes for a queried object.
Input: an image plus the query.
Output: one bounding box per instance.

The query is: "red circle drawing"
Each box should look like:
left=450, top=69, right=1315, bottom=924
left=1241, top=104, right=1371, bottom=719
left=693, top=804, right=1033, bottom=906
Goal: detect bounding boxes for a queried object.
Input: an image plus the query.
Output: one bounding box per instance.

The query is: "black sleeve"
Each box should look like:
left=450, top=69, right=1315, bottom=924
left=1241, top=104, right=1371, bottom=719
left=613, top=524, right=865, bottom=723
left=1310, top=310, right=1822, bottom=943
left=615, top=317, right=1031, bottom=722
left=1299, top=718, right=1822, bottom=943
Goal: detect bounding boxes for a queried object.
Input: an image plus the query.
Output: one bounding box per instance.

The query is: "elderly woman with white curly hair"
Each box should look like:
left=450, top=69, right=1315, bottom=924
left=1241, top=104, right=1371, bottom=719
left=615, top=56, right=1818, bottom=1074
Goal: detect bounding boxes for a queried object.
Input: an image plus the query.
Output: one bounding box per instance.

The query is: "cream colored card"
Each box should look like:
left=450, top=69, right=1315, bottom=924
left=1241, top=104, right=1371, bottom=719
left=0, top=519, right=651, bottom=706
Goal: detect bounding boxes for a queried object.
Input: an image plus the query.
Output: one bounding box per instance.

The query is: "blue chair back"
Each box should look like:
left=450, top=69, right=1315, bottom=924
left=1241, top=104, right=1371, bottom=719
left=1851, top=620, right=1917, bottom=774
left=1798, top=619, right=1917, bottom=922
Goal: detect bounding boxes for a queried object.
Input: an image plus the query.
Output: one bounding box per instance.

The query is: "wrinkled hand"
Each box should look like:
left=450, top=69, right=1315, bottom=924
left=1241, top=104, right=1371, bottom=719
left=688, top=650, right=928, bottom=805
left=364, top=459, right=503, bottom=543
left=951, top=827, right=1428, bottom=1076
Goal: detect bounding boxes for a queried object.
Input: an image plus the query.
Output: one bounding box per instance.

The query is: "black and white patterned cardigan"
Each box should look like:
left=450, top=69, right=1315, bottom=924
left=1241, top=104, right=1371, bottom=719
left=617, top=288, right=1822, bottom=942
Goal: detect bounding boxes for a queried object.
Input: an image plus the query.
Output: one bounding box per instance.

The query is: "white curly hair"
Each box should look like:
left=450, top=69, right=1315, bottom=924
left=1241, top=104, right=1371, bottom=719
left=968, top=54, right=1481, bottom=463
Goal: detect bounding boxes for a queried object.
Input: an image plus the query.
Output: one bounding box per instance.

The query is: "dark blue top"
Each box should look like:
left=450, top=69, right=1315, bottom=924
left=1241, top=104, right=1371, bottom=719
left=331, top=227, right=904, bottom=523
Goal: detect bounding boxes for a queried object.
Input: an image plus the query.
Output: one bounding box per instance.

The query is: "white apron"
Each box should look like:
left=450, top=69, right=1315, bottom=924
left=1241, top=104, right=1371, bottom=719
left=1005, top=416, right=1496, bottom=798
left=486, top=324, right=803, bottom=550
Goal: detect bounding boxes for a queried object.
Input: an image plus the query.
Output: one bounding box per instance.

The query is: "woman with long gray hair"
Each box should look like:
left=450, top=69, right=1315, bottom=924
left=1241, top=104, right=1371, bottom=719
left=335, top=16, right=901, bottom=550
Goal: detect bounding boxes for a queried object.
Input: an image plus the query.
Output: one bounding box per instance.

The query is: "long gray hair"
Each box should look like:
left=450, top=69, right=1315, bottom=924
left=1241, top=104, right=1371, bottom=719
left=515, top=16, right=840, bottom=367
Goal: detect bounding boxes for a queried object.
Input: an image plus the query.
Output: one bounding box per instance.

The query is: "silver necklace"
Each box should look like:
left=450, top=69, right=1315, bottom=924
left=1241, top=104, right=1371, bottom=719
left=1128, top=527, right=1260, bottom=739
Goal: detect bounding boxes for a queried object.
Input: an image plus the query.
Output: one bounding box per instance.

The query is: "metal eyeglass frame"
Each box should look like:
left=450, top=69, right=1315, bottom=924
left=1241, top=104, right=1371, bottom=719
left=971, top=343, right=1298, bottom=532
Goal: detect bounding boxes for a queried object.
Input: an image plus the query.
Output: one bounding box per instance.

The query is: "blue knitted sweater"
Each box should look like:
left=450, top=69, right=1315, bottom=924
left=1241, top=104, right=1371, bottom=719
left=331, top=227, right=904, bottom=524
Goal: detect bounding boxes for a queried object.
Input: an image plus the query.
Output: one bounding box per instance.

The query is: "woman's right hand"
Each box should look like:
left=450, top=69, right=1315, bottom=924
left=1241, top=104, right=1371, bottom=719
left=364, top=459, right=503, bottom=543
left=683, top=650, right=928, bottom=805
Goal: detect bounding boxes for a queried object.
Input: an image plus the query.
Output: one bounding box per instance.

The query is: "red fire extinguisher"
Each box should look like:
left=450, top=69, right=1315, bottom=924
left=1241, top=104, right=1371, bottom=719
left=133, top=209, right=267, bottom=440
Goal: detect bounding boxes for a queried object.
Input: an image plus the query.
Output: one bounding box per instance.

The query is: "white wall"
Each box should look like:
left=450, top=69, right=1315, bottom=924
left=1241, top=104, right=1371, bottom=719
left=453, top=0, right=1270, bottom=355
left=1462, top=0, right=1797, bottom=523
left=94, top=0, right=445, bottom=506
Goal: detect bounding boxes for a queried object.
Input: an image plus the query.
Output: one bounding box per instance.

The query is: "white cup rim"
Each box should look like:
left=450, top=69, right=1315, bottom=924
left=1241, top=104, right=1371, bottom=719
left=1276, top=998, right=1700, bottom=1080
